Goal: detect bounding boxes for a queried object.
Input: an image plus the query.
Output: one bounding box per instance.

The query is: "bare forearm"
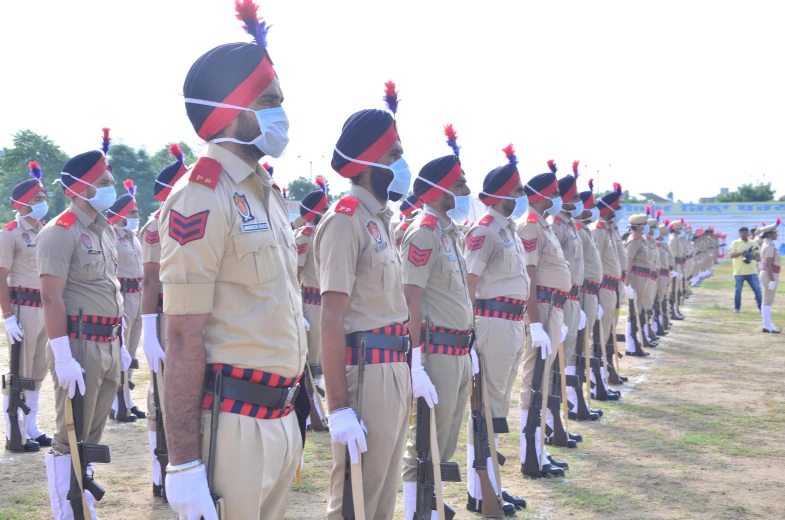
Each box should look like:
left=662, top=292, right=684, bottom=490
left=527, top=266, right=540, bottom=323
left=141, top=264, right=160, bottom=315
left=42, top=295, right=67, bottom=339
left=321, top=310, right=349, bottom=412
left=0, top=276, right=12, bottom=317
left=164, top=316, right=208, bottom=465
left=625, top=259, right=634, bottom=286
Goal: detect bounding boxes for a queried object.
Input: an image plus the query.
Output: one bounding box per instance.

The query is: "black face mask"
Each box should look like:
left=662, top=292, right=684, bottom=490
left=370, top=166, right=402, bottom=202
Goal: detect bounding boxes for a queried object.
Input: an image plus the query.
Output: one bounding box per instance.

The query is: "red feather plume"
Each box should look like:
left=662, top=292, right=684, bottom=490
left=655, top=209, right=662, bottom=218
left=168, top=143, right=184, bottom=163
left=663, top=219, right=671, bottom=225
left=588, top=178, right=594, bottom=192
left=777, top=217, right=782, bottom=225
left=444, top=124, right=457, bottom=142
left=123, top=179, right=134, bottom=190
left=547, top=160, right=557, bottom=174
left=645, top=205, right=651, bottom=215
left=572, top=160, right=580, bottom=177
left=235, top=0, right=259, bottom=24
left=680, top=217, right=685, bottom=223
left=315, top=176, right=326, bottom=187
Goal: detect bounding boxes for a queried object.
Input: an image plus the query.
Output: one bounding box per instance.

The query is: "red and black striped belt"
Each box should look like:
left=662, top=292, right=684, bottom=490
left=302, top=286, right=321, bottom=306
left=567, top=284, right=581, bottom=301
left=420, top=326, right=473, bottom=356
left=659, top=268, right=669, bottom=276
left=632, top=266, right=656, bottom=280
left=535, top=286, right=569, bottom=309
left=345, top=324, right=410, bottom=365
left=474, top=297, right=527, bottom=321
left=119, top=277, right=143, bottom=294
left=67, top=315, right=122, bottom=342
left=601, top=275, right=621, bottom=291
left=582, top=280, right=601, bottom=296
left=202, top=363, right=300, bottom=420
left=9, top=287, right=42, bottom=308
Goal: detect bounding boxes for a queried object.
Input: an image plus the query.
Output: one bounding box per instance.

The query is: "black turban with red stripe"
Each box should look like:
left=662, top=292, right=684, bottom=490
left=61, top=151, right=109, bottom=196
left=300, top=190, right=328, bottom=220
left=524, top=172, right=559, bottom=202
left=331, top=109, right=400, bottom=179
left=413, top=156, right=462, bottom=205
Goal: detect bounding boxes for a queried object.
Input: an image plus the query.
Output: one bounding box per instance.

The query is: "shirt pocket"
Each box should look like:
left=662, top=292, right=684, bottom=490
left=232, top=231, right=280, bottom=286
left=440, top=256, right=463, bottom=291
left=369, top=250, right=393, bottom=292
left=502, top=246, right=518, bottom=273
left=77, top=253, right=105, bottom=282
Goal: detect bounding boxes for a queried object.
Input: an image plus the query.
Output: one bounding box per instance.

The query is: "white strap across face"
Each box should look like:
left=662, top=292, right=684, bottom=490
left=333, top=146, right=386, bottom=168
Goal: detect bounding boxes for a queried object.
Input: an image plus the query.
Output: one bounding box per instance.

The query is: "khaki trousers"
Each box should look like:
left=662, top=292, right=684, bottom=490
left=520, top=303, right=564, bottom=403
left=629, top=273, right=649, bottom=321
left=146, top=312, right=167, bottom=431
left=402, top=353, right=472, bottom=481
left=3, top=305, right=48, bottom=391
left=48, top=338, right=120, bottom=455
left=760, top=271, right=779, bottom=306
left=472, top=315, right=525, bottom=418
left=201, top=410, right=301, bottom=520
left=122, top=292, right=142, bottom=381
left=599, top=288, right=617, bottom=347
left=581, top=291, right=599, bottom=356
left=328, top=362, right=411, bottom=520
left=657, top=275, right=669, bottom=299
left=562, top=299, right=580, bottom=366
left=304, top=303, right=322, bottom=368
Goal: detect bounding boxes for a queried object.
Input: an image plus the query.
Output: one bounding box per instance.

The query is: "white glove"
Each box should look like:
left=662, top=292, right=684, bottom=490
left=470, top=348, right=480, bottom=376
left=328, top=408, right=368, bottom=464
left=120, top=346, right=133, bottom=371
left=559, top=323, right=568, bottom=343
left=578, top=309, right=587, bottom=330
left=165, top=463, right=218, bottom=520
left=625, top=285, right=635, bottom=300
left=141, top=314, right=165, bottom=373
left=529, top=323, right=552, bottom=360
left=678, top=273, right=684, bottom=280
left=3, top=314, right=24, bottom=343
left=303, top=316, right=310, bottom=332
left=769, top=280, right=777, bottom=291
left=671, top=270, right=678, bottom=278
left=410, top=347, right=438, bottom=408
left=51, top=336, right=85, bottom=398
left=598, top=305, right=604, bottom=320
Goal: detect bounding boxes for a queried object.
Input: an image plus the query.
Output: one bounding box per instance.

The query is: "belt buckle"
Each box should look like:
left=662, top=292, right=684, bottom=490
left=284, top=384, right=299, bottom=407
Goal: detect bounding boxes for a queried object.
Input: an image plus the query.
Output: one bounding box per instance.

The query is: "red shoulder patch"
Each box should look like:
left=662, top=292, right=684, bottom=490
left=3, top=221, right=18, bottom=231
left=420, top=214, right=438, bottom=231
left=301, top=226, right=313, bottom=237
left=408, top=244, right=432, bottom=267
left=188, top=157, right=221, bottom=190
left=527, top=212, right=539, bottom=224
left=553, top=216, right=562, bottom=226
left=335, top=197, right=359, bottom=216
left=153, top=209, right=161, bottom=219
left=575, top=222, right=583, bottom=230
left=479, top=214, right=494, bottom=227
left=399, top=222, right=410, bottom=232
left=55, top=211, right=78, bottom=229
left=466, top=234, right=486, bottom=251
left=596, top=221, right=605, bottom=229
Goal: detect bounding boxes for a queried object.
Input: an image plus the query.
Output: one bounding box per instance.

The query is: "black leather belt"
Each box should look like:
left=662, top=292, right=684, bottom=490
left=474, top=298, right=526, bottom=316
left=119, top=278, right=143, bottom=293
left=66, top=321, right=121, bottom=338
left=204, top=372, right=300, bottom=409
left=422, top=330, right=472, bottom=348
left=309, top=363, right=323, bottom=377
left=9, top=287, right=41, bottom=302
left=345, top=331, right=410, bottom=352
left=535, top=286, right=568, bottom=308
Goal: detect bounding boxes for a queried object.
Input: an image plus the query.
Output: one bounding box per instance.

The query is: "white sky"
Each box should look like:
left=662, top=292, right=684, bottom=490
left=2, top=0, right=784, bottom=202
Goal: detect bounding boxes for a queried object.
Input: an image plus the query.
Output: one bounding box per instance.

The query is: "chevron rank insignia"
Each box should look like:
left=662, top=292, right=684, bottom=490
left=522, top=238, right=537, bottom=253
left=169, top=210, right=209, bottom=246
left=408, top=244, right=432, bottom=267
left=466, top=235, right=485, bottom=251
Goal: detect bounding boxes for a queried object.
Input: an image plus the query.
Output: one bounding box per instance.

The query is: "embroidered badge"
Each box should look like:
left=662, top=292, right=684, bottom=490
left=499, top=229, right=511, bottom=244
left=466, top=235, right=485, bottom=251
left=169, top=210, right=209, bottom=246
left=233, top=192, right=254, bottom=223
left=522, top=238, right=537, bottom=253
left=81, top=234, right=93, bottom=249
left=21, top=232, right=31, bottom=244
left=145, top=230, right=159, bottom=244
left=440, top=235, right=452, bottom=253
left=408, top=244, right=432, bottom=267
left=297, top=243, right=307, bottom=255
left=367, top=221, right=387, bottom=252
left=119, top=237, right=128, bottom=247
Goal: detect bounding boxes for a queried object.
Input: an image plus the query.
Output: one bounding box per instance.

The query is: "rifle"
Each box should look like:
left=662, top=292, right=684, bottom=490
left=612, top=291, right=622, bottom=375
left=152, top=361, right=168, bottom=499
left=342, top=339, right=366, bottom=520
left=470, top=354, right=503, bottom=518
left=415, top=316, right=459, bottom=520
left=205, top=370, right=225, bottom=519
left=305, top=363, right=327, bottom=431
left=590, top=319, right=610, bottom=401
left=557, top=342, right=569, bottom=433
left=67, top=309, right=111, bottom=520
left=2, top=288, right=34, bottom=452
left=115, top=320, right=138, bottom=421
left=581, top=323, right=591, bottom=408
left=522, top=333, right=547, bottom=478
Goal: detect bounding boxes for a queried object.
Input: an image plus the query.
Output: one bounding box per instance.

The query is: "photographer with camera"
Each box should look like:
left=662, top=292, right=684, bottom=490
left=729, top=227, right=762, bottom=313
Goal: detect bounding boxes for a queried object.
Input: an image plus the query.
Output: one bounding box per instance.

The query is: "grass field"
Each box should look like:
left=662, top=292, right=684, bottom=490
left=2, top=260, right=784, bottom=519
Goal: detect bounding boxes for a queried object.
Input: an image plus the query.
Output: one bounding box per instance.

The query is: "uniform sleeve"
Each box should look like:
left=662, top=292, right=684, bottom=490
left=463, top=227, right=493, bottom=277
left=625, top=237, right=641, bottom=259
left=401, top=227, right=438, bottom=289
left=315, top=213, right=359, bottom=295
left=295, top=232, right=309, bottom=268
left=36, top=226, right=76, bottom=280
left=517, top=223, right=541, bottom=267
left=763, top=244, right=775, bottom=259
left=141, top=220, right=161, bottom=264
left=591, top=228, right=606, bottom=257
left=0, top=229, right=15, bottom=270
left=160, top=185, right=229, bottom=315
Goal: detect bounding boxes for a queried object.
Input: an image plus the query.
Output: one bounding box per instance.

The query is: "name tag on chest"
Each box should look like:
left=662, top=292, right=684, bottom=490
left=87, top=250, right=102, bottom=255
left=242, top=222, right=269, bottom=233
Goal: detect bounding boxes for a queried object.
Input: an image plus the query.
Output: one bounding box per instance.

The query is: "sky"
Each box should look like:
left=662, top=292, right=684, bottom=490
left=2, top=0, right=784, bottom=203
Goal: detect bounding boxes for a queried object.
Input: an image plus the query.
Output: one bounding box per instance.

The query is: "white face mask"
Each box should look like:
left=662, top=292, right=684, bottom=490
left=525, top=184, right=562, bottom=216
left=123, top=218, right=139, bottom=231
left=12, top=199, right=48, bottom=221
left=416, top=176, right=471, bottom=223
left=59, top=173, right=116, bottom=211
left=333, top=147, right=412, bottom=199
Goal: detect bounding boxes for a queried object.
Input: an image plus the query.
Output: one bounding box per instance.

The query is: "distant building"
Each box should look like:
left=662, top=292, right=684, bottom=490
left=638, top=192, right=672, bottom=203
left=699, top=196, right=719, bottom=203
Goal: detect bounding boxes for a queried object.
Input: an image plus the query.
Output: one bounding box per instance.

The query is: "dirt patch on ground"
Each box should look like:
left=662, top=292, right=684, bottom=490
left=2, top=261, right=784, bottom=519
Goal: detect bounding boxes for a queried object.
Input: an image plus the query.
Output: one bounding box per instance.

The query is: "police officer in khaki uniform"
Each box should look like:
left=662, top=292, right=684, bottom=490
left=668, top=219, right=686, bottom=319
left=758, top=221, right=781, bottom=333
left=106, top=180, right=147, bottom=421
left=394, top=194, right=421, bottom=249
left=39, top=143, right=131, bottom=518
left=642, top=210, right=661, bottom=344
left=159, top=5, right=307, bottom=518
left=400, top=125, right=476, bottom=518
left=624, top=214, right=654, bottom=355
left=464, top=144, right=529, bottom=512
left=516, top=166, right=571, bottom=478
left=606, top=191, right=630, bottom=384
left=139, top=145, right=188, bottom=497
left=316, top=102, right=412, bottom=519
left=655, top=217, right=674, bottom=334
left=1, top=161, right=51, bottom=451
left=296, top=189, right=328, bottom=425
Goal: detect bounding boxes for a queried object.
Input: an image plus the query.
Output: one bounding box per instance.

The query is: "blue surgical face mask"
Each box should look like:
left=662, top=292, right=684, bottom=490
left=643, top=224, right=650, bottom=233
left=59, top=173, right=117, bottom=211
left=480, top=190, right=529, bottom=220
left=546, top=196, right=563, bottom=217
left=416, top=176, right=471, bottom=222
left=14, top=200, right=48, bottom=221
left=653, top=228, right=660, bottom=239
left=612, top=211, right=624, bottom=224
left=123, top=218, right=139, bottom=232
left=184, top=99, right=290, bottom=158
left=588, top=207, right=600, bottom=221
left=333, top=148, right=412, bottom=200
left=567, top=200, right=584, bottom=219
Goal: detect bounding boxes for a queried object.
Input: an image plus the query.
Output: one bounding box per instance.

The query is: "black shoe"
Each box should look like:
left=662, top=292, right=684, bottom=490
left=591, top=408, right=604, bottom=417
left=546, top=455, right=569, bottom=470
left=566, top=439, right=578, bottom=448
left=5, top=438, right=40, bottom=452
left=763, top=327, right=782, bottom=333
left=33, top=434, right=53, bottom=447
left=541, top=463, right=566, bottom=477
left=606, top=391, right=621, bottom=401
left=466, top=494, right=517, bottom=516
left=627, top=350, right=650, bottom=357
left=569, top=432, right=583, bottom=443
left=647, top=339, right=659, bottom=347
left=153, top=483, right=163, bottom=497
left=109, top=410, right=137, bottom=422
left=656, top=330, right=667, bottom=337
left=130, top=407, right=147, bottom=419
left=501, top=490, right=527, bottom=510
left=569, top=411, right=600, bottom=421
left=619, top=376, right=629, bottom=383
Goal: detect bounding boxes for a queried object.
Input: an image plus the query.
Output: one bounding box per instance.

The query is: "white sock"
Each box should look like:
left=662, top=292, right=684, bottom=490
left=25, top=390, right=45, bottom=439
left=403, top=480, right=417, bottom=520
left=762, top=306, right=773, bottom=329
left=148, top=431, right=161, bottom=486
left=625, top=321, right=636, bottom=353
left=565, top=366, right=578, bottom=413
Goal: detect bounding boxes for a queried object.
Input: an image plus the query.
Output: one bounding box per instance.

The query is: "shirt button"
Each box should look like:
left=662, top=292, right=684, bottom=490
left=257, top=246, right=263, bottom=253
left=297, top=312, right=302, bottom=319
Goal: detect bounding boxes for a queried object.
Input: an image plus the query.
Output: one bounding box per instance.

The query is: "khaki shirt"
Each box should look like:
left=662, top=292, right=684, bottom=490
left=394, top=219, right=413, bottom=249
left=0, top=214, right=43, bottom=289
left=515, top=210, right=571, bottom=292
left=37, top=203, right=123, bottom=318
left=610, top=222, right=628, bottom=273
left=552, top=213, right=584, bottom=287
left=591, top=220, right=622, bottom=279
left=577, top=223, right=602, bottom=283
left=140, top=213, right=162, bottom=296
left=625, top=233, right=650, bottom=269
left=114, top=227, right=143, bottom=279
left=464, top=208, right=529, bottom=301
left=295, top=225, right=320, bottom=289
left=314, top=184, right=408, bottom=334
left=645, top=235, right=658, bottom=268
left=657, top=241, right=670, bottom=270
left=761, top=239, right=781, bottom=271
left=159, top=144, right=306, bottom=377
left=401, top=207, right=473, bottom=331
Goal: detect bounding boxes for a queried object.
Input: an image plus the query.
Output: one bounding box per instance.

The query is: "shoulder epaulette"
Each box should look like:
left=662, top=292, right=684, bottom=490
left=656, top=242, right=662, bottom=247
left=334, top=196, right=359, bottom=216
left=575, top=222, right=582, bottom=230
left=596, top=221, right=605, bottom=229
left=153, top=209, right=161, bottom=219
left=420, top=214, right=438, bottom=231
left=55, top=211, right=78, bottom=229
left=398, top=222, right=410, bottom=232
left=553, top=216, right=562, bottom=226
left=479, top=214, right=494, bottom=227
left=526, top=212, right=539, bottom=224
left=3, top=221, right=18, bottom=231
left=188, top=157, right=221, bottom=190
left=301, top=226, right=313, bottom=237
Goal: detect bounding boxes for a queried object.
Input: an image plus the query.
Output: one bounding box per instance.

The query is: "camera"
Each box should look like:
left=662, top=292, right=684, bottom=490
left=742, top=246, right=755, bottom=264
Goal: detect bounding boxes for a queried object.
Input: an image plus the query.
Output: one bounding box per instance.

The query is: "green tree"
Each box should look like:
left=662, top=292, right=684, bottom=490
left=778, top=194, right=785, bottom=202
left=149, top=142, right=198, bottom=175
left=717, top=182, right=776, bottom=202
left=287, top=176, right=319, bottom=201
left=0, top=130, right=70, bottom=223
left=107, top=144, right=158, bottom=220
